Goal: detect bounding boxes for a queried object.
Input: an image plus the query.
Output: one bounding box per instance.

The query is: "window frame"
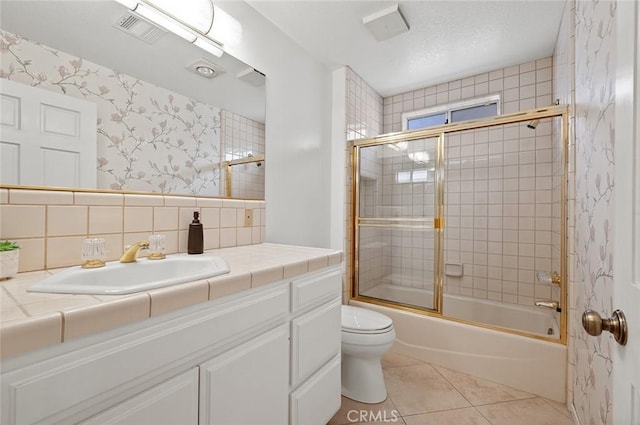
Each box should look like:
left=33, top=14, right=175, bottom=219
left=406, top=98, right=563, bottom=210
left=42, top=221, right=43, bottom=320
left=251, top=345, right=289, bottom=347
left=401, top=94, right=501, bottom=131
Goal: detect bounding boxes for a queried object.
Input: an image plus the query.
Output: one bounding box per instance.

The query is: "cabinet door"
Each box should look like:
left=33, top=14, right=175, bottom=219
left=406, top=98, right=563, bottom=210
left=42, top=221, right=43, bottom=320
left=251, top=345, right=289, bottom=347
left=79, top=368, right=198, bottom=425
left=199, top=324, right=289, bottom=425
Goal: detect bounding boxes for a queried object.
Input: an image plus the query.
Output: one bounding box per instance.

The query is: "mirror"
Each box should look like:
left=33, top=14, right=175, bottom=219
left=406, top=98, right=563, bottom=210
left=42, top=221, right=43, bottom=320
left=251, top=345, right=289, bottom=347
left=0, top=0, right=265, bottom=199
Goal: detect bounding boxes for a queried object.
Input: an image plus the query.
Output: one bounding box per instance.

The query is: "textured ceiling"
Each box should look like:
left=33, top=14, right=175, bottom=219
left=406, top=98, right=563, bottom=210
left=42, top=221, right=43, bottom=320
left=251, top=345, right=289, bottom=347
left=249, top=1, right=566, bottom=96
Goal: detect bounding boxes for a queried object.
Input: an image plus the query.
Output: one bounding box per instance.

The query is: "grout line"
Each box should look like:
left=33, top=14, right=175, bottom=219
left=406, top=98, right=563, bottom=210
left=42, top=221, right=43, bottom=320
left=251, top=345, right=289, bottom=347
left=429, top=363, right=475, bottom=408
left=475, top=404, right=495, bottom=425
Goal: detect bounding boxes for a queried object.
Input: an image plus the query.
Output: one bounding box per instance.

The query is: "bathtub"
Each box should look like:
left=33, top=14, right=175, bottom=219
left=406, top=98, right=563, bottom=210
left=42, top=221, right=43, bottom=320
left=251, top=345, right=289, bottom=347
left=362, top=283, right=560, bottom=338
left=354, top=284, right=567, bottom=402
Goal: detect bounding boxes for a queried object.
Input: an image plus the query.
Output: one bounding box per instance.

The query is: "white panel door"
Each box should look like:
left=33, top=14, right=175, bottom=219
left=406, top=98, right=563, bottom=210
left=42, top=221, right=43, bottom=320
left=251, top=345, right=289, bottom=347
left=0, top=79, right=97, bottom=188
left=613, top=1, right=640, bottom=424
left=199, top=324, right=289, bottom=425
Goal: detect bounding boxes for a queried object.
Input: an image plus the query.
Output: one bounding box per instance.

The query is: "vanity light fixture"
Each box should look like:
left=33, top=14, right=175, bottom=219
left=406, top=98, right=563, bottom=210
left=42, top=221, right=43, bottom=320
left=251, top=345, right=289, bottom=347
left=134, top=2, right=196, bottom=42
left=114, top=0, right=242, bottom=58
left=194, top=37, right=223, bottom=57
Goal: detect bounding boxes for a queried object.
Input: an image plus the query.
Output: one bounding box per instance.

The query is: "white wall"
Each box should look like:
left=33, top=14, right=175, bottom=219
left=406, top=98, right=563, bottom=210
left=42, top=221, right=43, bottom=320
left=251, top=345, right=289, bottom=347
left=219, top=1, right=333, bottom=248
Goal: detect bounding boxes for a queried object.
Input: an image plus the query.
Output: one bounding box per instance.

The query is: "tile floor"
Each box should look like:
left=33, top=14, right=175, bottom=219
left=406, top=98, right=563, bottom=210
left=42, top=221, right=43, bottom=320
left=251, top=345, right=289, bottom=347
left=329, top=345, right=573, bottom=425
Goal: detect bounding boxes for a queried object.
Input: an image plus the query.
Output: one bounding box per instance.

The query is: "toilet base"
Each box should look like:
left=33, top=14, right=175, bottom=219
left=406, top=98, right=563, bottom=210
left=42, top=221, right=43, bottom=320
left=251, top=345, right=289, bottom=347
left=341, top=354, right=387, bottom=404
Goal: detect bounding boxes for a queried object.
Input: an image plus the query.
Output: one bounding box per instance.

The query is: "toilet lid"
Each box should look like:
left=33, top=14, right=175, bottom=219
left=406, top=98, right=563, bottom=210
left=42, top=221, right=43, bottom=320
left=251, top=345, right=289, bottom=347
left=342, top=305, right=393, bottom=333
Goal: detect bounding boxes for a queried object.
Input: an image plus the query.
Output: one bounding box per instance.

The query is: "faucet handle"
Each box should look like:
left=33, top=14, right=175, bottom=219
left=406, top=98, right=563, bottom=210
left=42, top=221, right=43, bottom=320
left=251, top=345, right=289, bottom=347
left=148, top=235, right=166, bottom=260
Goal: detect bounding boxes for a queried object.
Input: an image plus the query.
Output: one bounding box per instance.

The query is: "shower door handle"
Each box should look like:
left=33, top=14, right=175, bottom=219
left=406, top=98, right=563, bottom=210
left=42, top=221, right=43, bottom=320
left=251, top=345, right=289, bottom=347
left=581, top=309, right=628, bottom=346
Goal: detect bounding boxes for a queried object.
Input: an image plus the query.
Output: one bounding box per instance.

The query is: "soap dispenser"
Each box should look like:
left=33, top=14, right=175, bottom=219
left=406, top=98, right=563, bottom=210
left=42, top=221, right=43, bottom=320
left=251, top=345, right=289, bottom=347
left=188, top=211, right=203, bottom=254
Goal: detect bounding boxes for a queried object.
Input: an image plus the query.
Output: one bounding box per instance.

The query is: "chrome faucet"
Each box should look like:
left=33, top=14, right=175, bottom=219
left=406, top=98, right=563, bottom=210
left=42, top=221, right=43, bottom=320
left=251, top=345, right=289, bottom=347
left=534, top=300, right=561, bottom=312
left=120, top=241, right=149, bottom=263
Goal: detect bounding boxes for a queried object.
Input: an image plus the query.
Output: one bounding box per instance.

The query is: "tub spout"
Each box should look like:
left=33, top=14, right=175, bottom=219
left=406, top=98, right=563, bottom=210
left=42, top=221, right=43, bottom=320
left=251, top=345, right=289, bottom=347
left=534, top=300, right=561, bottom=312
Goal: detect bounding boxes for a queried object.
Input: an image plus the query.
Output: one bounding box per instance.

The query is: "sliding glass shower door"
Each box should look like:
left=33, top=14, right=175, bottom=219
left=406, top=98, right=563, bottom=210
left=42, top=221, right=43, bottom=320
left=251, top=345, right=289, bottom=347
left=352, top=107, right=568, bottom=342
left=354, top=136, right=442, bottom=311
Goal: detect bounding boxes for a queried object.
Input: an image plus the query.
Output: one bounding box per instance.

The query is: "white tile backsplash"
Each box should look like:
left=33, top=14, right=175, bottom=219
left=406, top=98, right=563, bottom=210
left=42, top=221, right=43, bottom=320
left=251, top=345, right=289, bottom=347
left=2, top=188, right=265, bottom=272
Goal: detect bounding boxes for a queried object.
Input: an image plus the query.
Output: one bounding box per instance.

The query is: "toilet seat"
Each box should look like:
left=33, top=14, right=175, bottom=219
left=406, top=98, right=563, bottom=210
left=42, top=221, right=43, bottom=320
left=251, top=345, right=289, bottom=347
left=342, top=305, right=394, bottom=334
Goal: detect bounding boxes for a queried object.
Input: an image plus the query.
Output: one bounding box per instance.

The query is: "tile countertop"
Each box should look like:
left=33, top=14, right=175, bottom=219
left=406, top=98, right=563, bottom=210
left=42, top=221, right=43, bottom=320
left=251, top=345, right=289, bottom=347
left=0, top=243, right=343, bottom=359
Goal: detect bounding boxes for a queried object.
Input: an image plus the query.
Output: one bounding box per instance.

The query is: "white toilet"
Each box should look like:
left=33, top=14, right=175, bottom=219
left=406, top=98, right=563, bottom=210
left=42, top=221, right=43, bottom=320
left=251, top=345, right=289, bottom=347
left=341, top=305, right=396, bottom=404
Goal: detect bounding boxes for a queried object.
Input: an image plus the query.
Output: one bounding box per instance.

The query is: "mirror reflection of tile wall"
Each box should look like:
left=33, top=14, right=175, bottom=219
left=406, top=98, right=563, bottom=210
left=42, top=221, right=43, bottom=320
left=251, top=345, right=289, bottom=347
left=220, top=110, right=265, bottom=199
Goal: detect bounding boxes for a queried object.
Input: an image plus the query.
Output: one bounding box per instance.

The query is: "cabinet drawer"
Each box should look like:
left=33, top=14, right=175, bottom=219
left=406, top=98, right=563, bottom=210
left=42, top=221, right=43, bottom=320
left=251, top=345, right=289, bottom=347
left=291, top=267, right=341, bottom=313
left=291, top=299, right=341, bottom=386
left=79, top=368, right=199, bottom=425
left=290, top=355, right=341, bottom=425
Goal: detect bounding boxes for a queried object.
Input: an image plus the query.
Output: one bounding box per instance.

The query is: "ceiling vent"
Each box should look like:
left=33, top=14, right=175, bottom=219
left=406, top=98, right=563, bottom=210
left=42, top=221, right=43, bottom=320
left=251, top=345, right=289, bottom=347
left=363, top=4, right=410, bottom=42
left=113, top=13, right=166, bottom=44
left=236, top=67, right=266, bottom=86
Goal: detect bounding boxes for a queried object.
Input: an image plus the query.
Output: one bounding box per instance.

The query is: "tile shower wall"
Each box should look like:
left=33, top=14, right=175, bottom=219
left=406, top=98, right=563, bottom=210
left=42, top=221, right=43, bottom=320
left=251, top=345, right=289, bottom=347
left=443, top=121, right=558, bottom=306
left=383, top=58, right=554, bottom=134
left=355, top=57, right=561, bottom=307
left=0, top=188, right=265, bottom=272
left=344, top=67, right=383, bottom=301
left=220, top=110, right=265, bottom=199
left=0, top=29, right=221, bottom=196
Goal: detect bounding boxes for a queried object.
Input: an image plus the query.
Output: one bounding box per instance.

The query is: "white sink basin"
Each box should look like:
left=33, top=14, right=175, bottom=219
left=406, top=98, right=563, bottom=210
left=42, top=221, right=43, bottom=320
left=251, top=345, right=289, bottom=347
left=28, top=255, right=230, bottom=295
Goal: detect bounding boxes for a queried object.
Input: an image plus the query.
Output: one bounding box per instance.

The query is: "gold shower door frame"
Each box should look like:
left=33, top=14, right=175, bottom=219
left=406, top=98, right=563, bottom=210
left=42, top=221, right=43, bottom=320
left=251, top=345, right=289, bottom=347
left=224, top=155, right=265, bottom=198
left=351, top=105, right=569, bottom=344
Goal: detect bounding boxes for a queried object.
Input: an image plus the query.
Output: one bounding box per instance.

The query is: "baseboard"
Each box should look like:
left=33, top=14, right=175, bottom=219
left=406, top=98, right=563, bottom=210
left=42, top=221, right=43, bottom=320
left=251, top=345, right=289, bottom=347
left=570, top=402, right=581, bottom=425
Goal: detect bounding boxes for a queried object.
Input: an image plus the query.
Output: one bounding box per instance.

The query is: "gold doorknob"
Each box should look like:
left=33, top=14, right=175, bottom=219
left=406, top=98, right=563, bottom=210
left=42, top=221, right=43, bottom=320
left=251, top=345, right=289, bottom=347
left=581, top=309, right=628, bottom=346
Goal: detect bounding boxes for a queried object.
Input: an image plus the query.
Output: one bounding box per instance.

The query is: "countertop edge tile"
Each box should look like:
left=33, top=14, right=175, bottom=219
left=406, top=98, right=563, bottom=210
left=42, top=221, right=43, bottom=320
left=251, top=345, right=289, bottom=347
left=328, top=252, right=344, bottom=266
left=149, top=279, right=209, bottom=317
left=208, top=272, right=252, bottom=300
left=308, top=255, right=329, bottom=272
left=63, top=293, right=150, bottom=341
left=1, top=312, right=62, bottom=359
left=283, top=259, right=309, bottom=279
left=250, top=265, right=284, bottom=288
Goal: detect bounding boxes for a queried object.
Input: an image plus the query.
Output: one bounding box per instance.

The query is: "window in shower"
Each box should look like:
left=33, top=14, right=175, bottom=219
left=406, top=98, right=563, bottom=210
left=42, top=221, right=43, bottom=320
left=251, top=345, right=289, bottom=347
left=355, top=136, right=441, bottom=311
left=403, top=94, right=500, bottom=131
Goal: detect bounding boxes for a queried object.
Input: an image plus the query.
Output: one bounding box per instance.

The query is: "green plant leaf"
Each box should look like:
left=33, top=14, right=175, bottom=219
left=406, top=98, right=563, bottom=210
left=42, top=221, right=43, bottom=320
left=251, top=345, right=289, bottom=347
left=0, top=241, right=20, bottom=251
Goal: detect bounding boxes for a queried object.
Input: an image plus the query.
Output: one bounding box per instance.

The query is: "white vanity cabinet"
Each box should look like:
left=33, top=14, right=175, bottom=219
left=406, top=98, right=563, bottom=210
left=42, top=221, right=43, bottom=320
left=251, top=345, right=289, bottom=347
left=289, top=268, right=343, bottom=425
left=0, top=264, right=342, bottom=425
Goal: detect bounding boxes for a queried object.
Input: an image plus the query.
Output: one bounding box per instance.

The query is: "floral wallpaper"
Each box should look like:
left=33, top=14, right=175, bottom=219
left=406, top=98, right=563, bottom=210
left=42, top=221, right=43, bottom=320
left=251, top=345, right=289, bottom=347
left=573, top=1, right=616, bottom=424
left=0, top=29, right=221, bottom=195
